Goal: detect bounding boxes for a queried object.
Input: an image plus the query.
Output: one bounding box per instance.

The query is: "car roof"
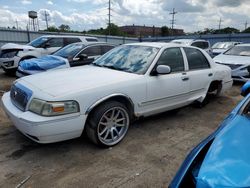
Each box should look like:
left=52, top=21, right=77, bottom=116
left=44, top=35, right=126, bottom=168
left=125, top=42, right=190, bottom=48
left=69, top=42, right=116, bottom=46
left=41, top=35, right=98, bottom=39
left=236, top=43, right=250, bottom=47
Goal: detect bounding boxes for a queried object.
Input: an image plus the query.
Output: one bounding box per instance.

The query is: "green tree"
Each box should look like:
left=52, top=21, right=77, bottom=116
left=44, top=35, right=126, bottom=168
left=242, top=27, right=250, bottom=33
left=45, top=26, right=59, bottom=32
left=214, top=27, right=240, bottom=34
left=58, top=24, right=70, bottom=32
left=104, top=23, right=124, bottom=36
left=161, top=26, right=169, bottom=36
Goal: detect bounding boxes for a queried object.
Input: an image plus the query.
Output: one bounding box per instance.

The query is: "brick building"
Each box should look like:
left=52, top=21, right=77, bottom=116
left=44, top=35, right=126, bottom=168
left=119, top=25, right=184, bottom=37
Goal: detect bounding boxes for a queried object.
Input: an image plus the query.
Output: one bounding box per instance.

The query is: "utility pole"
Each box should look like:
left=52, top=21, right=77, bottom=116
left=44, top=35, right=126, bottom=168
left=245, top=21, right=248, bottom=30
left=44, top=10, right=49, bottom=30
left=170, top=8, right=177, bottom=36
left=108, top=0, right=111, bottom=35
left=218, top=18, right=223, bottom=30
left=15, top=19, right=19, bottom=30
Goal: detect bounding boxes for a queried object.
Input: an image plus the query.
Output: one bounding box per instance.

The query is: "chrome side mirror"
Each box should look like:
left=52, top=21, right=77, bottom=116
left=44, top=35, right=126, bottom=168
left=156, top=65, right=171, bottom=75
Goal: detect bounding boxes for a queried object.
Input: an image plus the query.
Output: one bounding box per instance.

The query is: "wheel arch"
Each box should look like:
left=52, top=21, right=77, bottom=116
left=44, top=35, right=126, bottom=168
left=85, top=93, right=135, bottom=118
left=208, top=80, right=222, bottom=93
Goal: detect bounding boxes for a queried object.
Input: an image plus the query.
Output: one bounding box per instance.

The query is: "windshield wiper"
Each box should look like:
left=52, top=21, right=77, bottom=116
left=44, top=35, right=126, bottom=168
left=92, top=63, right=132, bottom=73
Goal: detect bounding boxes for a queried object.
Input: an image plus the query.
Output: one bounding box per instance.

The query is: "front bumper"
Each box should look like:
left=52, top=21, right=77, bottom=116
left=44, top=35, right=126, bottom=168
left=1, top=92, right=87, bottom=143
left=0, top=56, right=21, bottom=70
left=218, top=63, right=250, bottom=82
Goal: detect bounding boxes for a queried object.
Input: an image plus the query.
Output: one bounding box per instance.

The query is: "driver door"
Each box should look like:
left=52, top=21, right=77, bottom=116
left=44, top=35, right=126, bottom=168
left=41, top=38, right=64, bottom=56
left=143, top=47, right=190, bottom=114
left=71, top=46, right=102, bottom=67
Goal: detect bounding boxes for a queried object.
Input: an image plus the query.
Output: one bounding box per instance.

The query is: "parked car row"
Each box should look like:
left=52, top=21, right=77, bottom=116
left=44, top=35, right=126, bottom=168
left=16, top=42, right=116, bottom=77
left=0, top=35, right=98, bottom=74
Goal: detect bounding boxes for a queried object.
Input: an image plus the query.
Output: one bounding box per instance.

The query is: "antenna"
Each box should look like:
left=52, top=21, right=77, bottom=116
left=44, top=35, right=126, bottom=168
left=245, top=21, right=248, bottom=30
left=170, top=8, right=177, bottom=35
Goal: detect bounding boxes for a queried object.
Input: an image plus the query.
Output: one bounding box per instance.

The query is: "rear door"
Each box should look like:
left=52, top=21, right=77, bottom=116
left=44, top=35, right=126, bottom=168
left=183, top=47, right=213, bottom=101
left=144, top=47, right=190, bottom=113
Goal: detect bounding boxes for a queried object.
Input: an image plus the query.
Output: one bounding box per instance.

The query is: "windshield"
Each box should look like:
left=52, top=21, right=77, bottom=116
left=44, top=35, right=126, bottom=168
left=28, top=37, right=49, bottom=48
left=53, top=43, right=85, bottom=58
left=212, top=42, right=234, bottom=49
left=92, top=45, right=159, bottom=74
left=224, top=46, right=250, bottom=56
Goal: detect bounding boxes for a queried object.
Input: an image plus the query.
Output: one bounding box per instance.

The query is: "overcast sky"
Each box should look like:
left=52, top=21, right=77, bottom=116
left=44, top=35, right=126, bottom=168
left=0, top=0, right=249, bottom=32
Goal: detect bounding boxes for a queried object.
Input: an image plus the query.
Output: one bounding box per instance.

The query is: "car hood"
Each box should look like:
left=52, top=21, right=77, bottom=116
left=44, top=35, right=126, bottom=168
left=214, top=54, right=250, bottom=65
left=1, top=43, right=35, bottom=50
left=19, top=65, right=140, bottom=97
left=19, top=55, right=68, bottom=71
left=196, top=115, right=250, bottom=188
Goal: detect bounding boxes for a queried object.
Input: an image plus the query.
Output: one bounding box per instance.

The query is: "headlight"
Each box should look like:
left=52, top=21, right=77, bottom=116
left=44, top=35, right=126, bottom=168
left=29, top=98, right=80, bottom=116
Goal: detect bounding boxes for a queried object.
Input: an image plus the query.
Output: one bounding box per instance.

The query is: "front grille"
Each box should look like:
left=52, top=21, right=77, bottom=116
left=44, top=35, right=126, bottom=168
left=10, top=85, right=29, bottom=111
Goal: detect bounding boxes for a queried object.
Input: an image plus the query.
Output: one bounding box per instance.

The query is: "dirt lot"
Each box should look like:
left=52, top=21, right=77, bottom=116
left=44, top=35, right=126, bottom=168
left=0, top=69, right=243, bottom=188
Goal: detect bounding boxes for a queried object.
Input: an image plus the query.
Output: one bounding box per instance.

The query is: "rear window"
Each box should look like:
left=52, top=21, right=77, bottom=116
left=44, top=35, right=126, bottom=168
left=224, top=46, right=250, bottom=56
left=184, top=48, right=210, bottom=70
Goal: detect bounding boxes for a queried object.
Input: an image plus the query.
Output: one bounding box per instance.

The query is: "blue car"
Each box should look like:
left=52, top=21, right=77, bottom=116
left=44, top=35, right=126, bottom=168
left=169, top=83, right=250, bottom=188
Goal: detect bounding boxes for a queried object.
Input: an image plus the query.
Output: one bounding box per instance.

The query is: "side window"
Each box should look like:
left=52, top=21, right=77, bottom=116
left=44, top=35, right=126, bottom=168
left=80, top=46, right=102, bottom=56
left=86, top=38, right=98, bottom=42
left=157, top=47, right=184, bottom=73
left=191, top=42, right=209, bottom=49
left=47, top=38, right=64, bottom=47
left=64, top=38, right=81, bottom=45
left=101, top=45, right=114, bottom=54
left=184, top=47, right=210, bottom=70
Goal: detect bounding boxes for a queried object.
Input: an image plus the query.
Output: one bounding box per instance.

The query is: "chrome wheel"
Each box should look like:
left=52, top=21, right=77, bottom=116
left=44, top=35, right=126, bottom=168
left=97, top=107, right=129, bottom=146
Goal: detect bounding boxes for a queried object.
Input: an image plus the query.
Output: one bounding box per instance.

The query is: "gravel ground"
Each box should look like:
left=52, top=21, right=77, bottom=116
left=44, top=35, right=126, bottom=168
left=0, top=69, right=243, bottom=188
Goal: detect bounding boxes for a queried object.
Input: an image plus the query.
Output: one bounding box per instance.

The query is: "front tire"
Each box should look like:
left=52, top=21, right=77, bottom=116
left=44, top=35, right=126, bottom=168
left=86, top=101, right=130, bottom=147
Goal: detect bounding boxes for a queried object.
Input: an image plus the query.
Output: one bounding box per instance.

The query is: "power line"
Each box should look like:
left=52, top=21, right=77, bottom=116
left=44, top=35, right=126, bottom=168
left=170, top=8, right=177, bottom=35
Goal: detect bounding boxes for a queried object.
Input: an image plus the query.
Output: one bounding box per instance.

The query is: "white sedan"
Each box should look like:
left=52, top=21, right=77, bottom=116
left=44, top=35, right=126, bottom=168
left=214, top=44, right=250, bottom=82
left=1, top=43, right=232, bottom=147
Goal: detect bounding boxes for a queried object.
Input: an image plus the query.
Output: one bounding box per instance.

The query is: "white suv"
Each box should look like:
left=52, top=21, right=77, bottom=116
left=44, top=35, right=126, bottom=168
left=0, top=35, right=98, bottom=74
left=171, top=39, right=212, bottom=56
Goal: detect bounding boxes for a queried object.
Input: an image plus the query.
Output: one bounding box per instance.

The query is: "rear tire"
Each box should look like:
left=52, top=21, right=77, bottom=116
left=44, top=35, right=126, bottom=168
left=86, top=101, right=130, bottom=147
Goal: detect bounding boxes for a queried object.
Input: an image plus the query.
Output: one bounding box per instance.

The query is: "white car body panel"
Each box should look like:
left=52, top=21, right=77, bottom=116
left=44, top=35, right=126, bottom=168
left=1, top=42, right=232, bottom=144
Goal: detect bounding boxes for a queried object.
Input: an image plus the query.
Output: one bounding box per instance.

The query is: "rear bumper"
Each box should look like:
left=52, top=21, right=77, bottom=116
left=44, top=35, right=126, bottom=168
left=1, top=92, right=87, bottom=143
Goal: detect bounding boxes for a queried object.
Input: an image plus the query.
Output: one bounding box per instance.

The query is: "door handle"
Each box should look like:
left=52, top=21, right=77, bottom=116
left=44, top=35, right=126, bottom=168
left=208, top=73, right=213, bottom=77
left=182, top=76, right=189, bottom=81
